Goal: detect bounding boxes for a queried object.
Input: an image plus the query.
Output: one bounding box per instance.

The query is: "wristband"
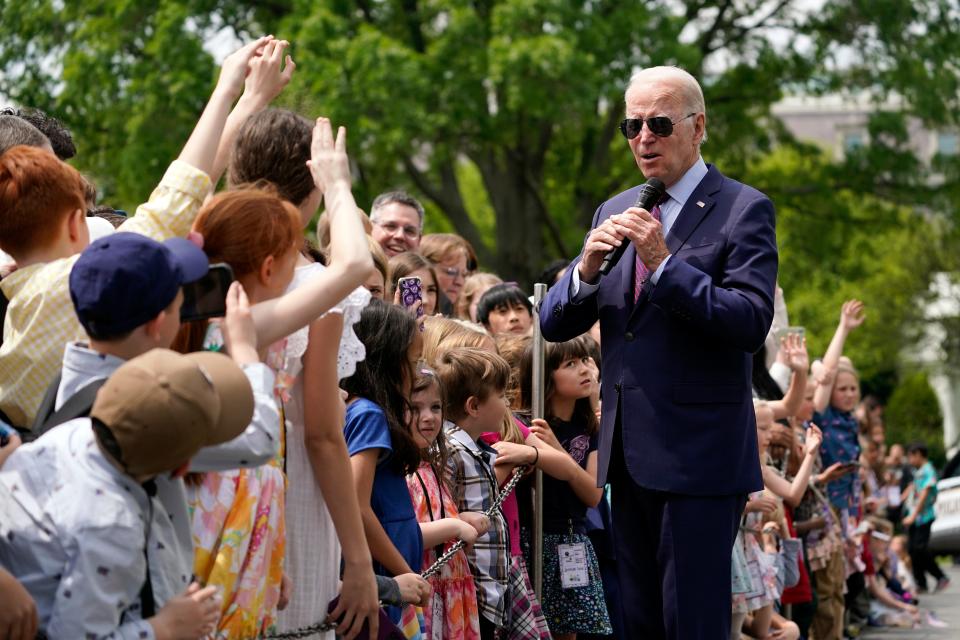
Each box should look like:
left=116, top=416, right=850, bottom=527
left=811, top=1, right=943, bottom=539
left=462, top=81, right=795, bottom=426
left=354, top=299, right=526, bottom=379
left=529, top=445, right=539, bottom=467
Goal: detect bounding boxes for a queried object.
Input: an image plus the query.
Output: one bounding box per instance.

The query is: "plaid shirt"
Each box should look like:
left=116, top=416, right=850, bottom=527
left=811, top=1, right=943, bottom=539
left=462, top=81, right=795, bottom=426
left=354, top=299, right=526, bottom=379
left=0, top=161, right=211, bottom=427
left=444, top=421, right=510, bottom=628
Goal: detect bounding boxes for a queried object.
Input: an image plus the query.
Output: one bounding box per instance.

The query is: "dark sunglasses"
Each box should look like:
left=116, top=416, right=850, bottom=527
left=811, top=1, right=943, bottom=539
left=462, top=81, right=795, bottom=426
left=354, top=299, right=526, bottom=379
left=619, top=113, right=696, bottom=140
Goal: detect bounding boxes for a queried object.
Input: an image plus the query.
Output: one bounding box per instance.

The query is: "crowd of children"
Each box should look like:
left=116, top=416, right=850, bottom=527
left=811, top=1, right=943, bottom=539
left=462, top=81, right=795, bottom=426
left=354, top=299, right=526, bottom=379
left=0, top=34, right=953, bottom=640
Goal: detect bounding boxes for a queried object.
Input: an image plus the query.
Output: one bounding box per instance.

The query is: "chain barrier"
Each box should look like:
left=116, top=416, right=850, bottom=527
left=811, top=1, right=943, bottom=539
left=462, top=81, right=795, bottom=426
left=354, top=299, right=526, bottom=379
left=261, top=465, right=528, bottom=639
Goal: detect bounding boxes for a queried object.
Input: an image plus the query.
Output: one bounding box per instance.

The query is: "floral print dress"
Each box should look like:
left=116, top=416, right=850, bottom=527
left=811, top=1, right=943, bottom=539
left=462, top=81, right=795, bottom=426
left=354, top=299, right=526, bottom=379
left=407, top=461, right=481, bottom=640
left=189, top=324, right=288, bottom=638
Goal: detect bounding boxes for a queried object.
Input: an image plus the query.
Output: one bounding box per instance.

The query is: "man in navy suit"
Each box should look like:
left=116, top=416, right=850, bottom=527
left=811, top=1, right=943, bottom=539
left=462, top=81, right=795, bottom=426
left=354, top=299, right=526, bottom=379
left=540, top=66, right=778, bottom=639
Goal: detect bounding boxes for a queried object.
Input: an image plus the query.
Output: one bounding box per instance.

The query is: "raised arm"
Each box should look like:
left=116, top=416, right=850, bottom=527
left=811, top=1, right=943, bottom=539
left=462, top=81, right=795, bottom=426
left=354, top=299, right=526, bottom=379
left=762, top=424, right=823, bottom=507
left=769, top=334, right=808, bottom=420
left=301, top=314, right=380, bottom=638
left=178, top=36, right=273, bottom=177
left=813, top=300, right=865, bottom=412
left=250, top=118, right=373, bottom=347
left=208, top=38, right=295, bottom=186
left=120, top=36, right=273, bottom=242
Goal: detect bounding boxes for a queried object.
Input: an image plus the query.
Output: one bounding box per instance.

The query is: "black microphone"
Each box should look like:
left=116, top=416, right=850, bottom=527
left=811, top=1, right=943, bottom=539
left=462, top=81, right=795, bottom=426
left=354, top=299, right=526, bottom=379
left=598, top=177, right=666, bottom=276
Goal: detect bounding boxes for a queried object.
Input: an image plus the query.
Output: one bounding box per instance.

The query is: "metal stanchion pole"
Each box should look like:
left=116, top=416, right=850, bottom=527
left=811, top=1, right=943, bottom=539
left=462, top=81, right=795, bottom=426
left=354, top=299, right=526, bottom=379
left=531, top=283, right=547, bottom=599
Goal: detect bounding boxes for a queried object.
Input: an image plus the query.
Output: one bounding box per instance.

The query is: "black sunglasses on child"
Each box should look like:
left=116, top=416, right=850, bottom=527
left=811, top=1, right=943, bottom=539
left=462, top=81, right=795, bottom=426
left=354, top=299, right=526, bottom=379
left=619, top=113, right=696, bottom=140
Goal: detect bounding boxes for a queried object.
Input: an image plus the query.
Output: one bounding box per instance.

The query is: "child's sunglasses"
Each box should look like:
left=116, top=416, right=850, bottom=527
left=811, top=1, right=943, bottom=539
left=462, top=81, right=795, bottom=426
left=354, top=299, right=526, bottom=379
left=619, top=113, right=696, bottom=140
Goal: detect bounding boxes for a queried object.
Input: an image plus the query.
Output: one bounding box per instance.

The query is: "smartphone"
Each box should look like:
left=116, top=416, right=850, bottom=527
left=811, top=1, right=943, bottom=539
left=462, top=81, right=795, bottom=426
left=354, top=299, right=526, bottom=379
left=398, top=276, right=424, bottom=320
left=180, top=263, right=235, bottom=323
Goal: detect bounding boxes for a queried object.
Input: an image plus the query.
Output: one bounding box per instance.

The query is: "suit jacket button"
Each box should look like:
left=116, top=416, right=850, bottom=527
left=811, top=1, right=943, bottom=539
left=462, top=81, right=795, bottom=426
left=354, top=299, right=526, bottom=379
left=624, top=331, right=635, bottom=342
left=553, top=303, right=562, bottom=318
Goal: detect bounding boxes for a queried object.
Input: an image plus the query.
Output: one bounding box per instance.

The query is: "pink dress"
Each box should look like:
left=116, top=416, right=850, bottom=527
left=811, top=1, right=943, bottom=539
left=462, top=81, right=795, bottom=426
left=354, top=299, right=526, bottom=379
left=407, top=462, right=481, bottom=640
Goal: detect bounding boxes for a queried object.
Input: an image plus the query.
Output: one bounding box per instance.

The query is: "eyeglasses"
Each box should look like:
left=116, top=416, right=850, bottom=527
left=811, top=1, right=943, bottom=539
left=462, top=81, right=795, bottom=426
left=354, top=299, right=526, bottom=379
left=375, top=220, right=420, bottom=239
left=440, top=266, right=472, bottom=279
left=619, top=113, right=696, bottom=140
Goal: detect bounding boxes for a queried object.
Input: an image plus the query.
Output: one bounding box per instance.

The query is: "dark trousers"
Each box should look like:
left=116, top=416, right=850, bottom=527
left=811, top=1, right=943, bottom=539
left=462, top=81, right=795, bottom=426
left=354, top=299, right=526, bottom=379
left=479, top=614, right=501, bottom=639
left=608, top=430, right=746, bottom=639
left=908, top=521, right=945, bottom=590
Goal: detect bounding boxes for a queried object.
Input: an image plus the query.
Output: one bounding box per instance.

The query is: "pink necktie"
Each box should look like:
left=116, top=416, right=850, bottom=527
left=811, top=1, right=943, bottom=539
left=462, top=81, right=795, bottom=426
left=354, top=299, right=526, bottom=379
left=633, top=203, right=662, bottom=303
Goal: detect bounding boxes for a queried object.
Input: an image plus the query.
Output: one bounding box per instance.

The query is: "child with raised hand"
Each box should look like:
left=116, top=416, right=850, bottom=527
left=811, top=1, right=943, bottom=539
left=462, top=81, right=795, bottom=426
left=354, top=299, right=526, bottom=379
left=227, top=108, right=381, bottom=638
left=813, top=300, right=866, bottom=517
left=516, top=337, right=611, bottom=639
left=733, top=400, right=823, bottom=639
left=342, top=300, right=431, bottom=633
left=177, top=188, right=304, bottom=637
left=0, top=35, right=276, bottom=430
left=406, top=368, right=483, bottom=639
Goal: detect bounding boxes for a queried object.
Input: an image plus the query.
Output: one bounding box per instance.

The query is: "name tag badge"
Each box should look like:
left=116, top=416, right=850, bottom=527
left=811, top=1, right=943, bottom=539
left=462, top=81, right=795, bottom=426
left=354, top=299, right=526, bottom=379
left=558, top=542, right=590, bottom=589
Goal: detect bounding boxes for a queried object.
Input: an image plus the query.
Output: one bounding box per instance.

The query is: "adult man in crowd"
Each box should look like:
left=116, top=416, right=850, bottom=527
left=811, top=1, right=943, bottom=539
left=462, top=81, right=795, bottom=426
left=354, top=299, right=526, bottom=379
left=541, top=66, right=778, bottom=639
left=369, top=190, right=424, bottom=257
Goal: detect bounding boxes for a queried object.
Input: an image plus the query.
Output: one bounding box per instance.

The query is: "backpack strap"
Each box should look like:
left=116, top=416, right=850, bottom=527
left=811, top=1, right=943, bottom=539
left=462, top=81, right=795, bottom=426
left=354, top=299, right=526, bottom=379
left=31, top=372, right=64, bottom=434
left=33, top=376, right=107, bottom=438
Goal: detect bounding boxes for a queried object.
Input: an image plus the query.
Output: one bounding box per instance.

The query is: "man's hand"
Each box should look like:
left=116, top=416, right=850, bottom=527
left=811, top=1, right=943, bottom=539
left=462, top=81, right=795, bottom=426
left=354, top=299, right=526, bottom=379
left=577, top=217, right=627, bottom=284
left=611, top=207, right=670, bottom=273
left=330, top=560, right=380, bottom=640
left=0, top=568, right=38, bottom=640
left=241, top=38, right=296, bottom=109
left=221, top=282, right=259, bottom=365
left=840, top=299, right=866, bottom=332
left=216, top=35, right=275, bottom=102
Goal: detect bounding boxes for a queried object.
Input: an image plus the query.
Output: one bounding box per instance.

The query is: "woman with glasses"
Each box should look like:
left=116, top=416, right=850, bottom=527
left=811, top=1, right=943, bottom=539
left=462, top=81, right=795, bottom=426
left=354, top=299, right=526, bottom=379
left=419, top=233, right=478, bottom=315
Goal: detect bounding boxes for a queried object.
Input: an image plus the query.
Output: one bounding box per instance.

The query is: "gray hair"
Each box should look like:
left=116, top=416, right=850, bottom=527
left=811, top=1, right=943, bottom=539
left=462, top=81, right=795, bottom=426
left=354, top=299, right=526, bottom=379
left=370, top=189, right=425, bottom=228
left=0, top=115, right=51, bottom=156
left=626, top=66, right=707, bottom=143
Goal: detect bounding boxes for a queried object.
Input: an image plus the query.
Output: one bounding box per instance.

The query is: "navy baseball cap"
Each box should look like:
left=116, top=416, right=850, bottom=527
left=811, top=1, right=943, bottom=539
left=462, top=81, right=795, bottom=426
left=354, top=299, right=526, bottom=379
left=70, top=233, right=209, bottom=339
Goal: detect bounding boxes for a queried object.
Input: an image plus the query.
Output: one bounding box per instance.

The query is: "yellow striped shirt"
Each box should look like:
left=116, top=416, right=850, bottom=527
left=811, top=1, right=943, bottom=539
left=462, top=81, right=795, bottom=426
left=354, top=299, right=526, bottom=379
left=0, top=160, right=211, bottom=427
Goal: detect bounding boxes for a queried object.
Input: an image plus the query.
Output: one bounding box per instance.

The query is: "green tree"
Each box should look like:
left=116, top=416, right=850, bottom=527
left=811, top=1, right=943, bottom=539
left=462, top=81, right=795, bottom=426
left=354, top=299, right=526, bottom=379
left=5, top=0, right=960, bottom=282
left=885, top=371, right=946, bottom=466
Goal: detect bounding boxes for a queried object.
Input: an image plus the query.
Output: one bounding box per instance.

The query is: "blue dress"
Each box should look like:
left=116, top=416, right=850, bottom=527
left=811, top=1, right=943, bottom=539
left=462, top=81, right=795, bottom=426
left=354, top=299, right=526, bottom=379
left=814, top=406, right=861, bottom=511
left=344, top=398, right=424, bottom=623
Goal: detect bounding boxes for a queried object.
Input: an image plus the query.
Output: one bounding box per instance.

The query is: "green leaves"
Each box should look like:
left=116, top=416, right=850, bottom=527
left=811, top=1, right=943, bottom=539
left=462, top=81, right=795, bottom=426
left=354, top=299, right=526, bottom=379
left=3, top=0, right=960, bottom=395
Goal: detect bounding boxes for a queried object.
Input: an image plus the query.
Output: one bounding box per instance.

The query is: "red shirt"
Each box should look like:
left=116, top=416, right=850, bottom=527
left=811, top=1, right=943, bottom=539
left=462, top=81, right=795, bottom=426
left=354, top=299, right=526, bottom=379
left=781, top=505, right=813, bottom=605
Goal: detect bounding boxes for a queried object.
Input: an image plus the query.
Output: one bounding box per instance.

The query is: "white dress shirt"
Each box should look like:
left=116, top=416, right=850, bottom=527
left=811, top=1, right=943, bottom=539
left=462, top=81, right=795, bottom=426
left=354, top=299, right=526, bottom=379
left=571, top=157, right=709, bottom=300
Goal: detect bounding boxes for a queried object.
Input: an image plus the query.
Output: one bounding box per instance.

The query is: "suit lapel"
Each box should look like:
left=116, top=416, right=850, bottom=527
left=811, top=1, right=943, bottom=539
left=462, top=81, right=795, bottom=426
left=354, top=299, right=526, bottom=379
left=626, top=165, right=724, bottom=326
left=620, top=241, right=637, bottom=310
left=665, top=166, right=722, bottom=254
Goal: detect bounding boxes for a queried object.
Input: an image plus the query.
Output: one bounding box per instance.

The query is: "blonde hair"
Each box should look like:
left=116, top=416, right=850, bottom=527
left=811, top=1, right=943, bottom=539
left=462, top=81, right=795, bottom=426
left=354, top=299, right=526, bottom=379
left=436, top=347, right=510, bottom=423
left=368, top=236, right=388, bottom=284
left=455, top=272, right=503, bottom=321
left=422, top=316, right=492, bottom=368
